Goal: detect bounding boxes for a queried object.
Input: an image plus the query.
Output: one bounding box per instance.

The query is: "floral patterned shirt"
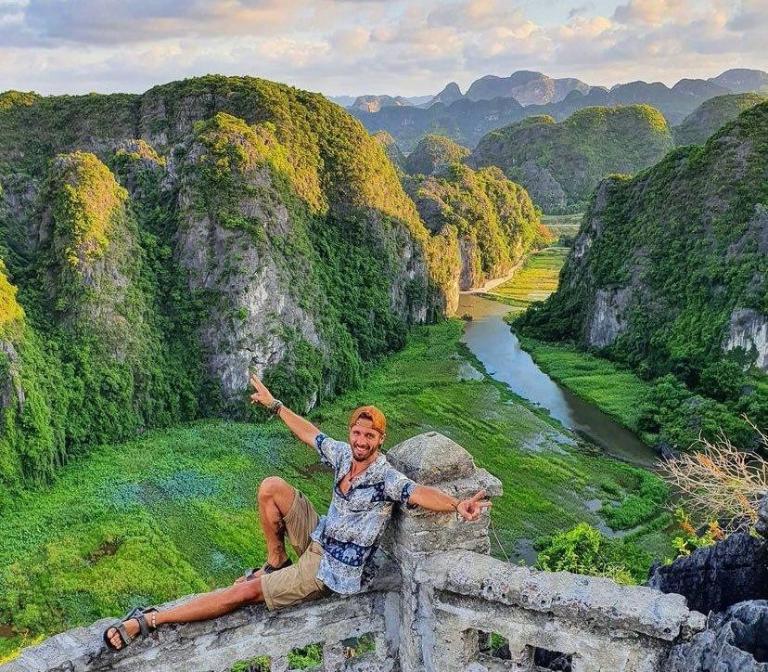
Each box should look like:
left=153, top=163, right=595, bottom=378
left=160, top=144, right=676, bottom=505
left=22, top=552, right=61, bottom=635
left=310, top=433, right=416, bottom=594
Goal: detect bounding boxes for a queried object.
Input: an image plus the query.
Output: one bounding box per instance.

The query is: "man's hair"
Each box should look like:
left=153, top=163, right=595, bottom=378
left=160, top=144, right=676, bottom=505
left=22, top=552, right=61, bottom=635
left=348, top=405, right=386, bottom=436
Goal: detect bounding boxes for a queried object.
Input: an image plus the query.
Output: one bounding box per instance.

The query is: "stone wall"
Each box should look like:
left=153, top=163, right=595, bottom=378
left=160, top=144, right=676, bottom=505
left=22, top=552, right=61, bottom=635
left=0, top=433, right=706, bottom=672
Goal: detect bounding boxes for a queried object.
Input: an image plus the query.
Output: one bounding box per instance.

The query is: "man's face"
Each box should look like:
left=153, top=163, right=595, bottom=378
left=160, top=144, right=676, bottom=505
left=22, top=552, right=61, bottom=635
left=349, top=418, right=384, bottom=462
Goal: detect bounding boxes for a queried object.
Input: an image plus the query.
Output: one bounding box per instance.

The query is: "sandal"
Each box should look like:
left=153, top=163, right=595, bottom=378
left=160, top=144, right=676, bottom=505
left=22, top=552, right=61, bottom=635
left=103, top=606, right=158, bottom=652
left=244, top=558, right=293, bottom=581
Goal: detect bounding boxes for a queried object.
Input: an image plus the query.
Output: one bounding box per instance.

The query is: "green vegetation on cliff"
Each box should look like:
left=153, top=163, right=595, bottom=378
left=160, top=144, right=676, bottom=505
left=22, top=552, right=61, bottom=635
left=0, top=76, right=459, bottom=502
left=404, top=164, right=552, bottom=289
left=516, top=102, right=768, bottom=450
left=471, top=105, right=674, bottom=213
left=674, top=93, right=767, bottom=146
left=403, top=134, right=470, bottom=176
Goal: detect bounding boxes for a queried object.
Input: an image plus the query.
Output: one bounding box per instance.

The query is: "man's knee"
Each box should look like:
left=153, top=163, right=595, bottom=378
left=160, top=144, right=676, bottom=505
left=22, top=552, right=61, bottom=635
left=231, top=577, right=264, bottom=606
left=258, top=476, right=293, bottom=507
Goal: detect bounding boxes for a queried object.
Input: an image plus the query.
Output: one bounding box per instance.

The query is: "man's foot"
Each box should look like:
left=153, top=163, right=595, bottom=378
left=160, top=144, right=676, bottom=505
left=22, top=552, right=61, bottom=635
left=234, top=555, right=292, bottom=584
left=103, top=607, right=157, bottom=651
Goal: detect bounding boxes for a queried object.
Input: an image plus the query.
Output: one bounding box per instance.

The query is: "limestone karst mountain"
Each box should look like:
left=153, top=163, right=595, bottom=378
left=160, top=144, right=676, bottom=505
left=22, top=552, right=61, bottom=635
left=709, top=68, right=768, bottom=93
left=465, top=71, right=591, bottom=106
left=403, top=163, right=552, bottom=291
left=516, top=101, right=768, bottom=394
left=403, top=134, right=470, bottom=176
left=0, top=75, right=467, bottom=498
left=354, top=96, right=526, bottom=152
left=674, top=93, right=768, bottom=145
left=352, top=68, right=768, bottom=151
left=470, top=105, right=674, bottom=212
left=427, top=82, right=463, bottom=107
left=350, top=94, right=412, bottom=113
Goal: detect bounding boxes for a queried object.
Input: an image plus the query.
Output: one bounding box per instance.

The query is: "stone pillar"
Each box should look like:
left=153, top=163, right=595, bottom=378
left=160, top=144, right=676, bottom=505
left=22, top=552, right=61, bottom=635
left=384, top=431, right=502, bottom=672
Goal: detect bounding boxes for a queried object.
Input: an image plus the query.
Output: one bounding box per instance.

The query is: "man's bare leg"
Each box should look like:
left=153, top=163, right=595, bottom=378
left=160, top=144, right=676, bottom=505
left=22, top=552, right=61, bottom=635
left=106, top=578, right=265, bottom=650
left=234, top=476, right=296, bottom=584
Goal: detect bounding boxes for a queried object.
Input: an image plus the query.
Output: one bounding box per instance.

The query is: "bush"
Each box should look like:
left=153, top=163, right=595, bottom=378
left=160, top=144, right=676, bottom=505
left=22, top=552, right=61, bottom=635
left=536, top=523, right=652, bottom=585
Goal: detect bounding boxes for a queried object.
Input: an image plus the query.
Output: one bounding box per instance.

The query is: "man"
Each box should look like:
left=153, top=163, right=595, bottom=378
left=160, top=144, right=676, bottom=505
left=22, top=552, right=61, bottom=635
left=104, top=374, right=491, bottom=651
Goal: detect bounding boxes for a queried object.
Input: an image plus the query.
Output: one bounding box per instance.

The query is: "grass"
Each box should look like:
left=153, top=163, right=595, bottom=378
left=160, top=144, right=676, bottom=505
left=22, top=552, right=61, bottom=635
left=516, top=336, right=653, bottom=435
left=481, top=247, right=568, bottom=312
left=0, top=319, right=671, bottom=661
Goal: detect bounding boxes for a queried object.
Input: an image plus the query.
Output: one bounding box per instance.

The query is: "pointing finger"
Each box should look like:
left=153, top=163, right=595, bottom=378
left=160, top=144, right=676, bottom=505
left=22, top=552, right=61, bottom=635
left=470, top=489, right=486, bottom=503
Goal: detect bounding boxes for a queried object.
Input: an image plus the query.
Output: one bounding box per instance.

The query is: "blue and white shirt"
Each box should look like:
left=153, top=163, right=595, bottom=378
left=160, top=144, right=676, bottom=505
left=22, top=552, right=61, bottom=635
left=310, top=433, right=417, bottom=595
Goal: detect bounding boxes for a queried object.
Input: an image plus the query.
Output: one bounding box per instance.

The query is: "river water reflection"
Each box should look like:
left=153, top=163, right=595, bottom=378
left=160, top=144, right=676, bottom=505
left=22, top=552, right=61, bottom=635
left=459, top=293, right=658, bottom=468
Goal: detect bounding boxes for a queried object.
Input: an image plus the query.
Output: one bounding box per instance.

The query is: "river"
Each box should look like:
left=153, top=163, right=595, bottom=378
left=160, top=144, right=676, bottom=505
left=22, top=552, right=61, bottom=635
left=459, top=293, right=657, bottom=468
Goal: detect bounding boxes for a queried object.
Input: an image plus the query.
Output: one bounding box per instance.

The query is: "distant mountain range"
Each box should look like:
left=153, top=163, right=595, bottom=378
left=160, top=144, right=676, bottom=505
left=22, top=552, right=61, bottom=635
left=344, top=68, right=768, bottom=151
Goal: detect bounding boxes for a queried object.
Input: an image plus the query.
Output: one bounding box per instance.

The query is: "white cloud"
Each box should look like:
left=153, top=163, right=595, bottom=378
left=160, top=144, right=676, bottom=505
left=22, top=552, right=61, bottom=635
left=0, top=0, right=765, bottom=97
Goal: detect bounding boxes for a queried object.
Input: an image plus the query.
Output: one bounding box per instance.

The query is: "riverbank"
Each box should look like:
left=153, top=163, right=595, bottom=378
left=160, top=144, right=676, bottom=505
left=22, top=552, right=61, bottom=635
left=0, top=319, right=672, bottom=661
left=516, top=336, right=652, bottom=436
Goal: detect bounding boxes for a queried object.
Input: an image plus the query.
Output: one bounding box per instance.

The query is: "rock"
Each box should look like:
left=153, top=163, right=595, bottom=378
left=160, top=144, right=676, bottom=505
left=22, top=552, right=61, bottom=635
left=663, top=600, right=768, bottom=671
left=648, top=532, right=768, bottom=614
left=586, top=287, right=631, bottom=347
left=723, top=308, right=768, bottom=371
left=757, top=493, right=768, bottom=539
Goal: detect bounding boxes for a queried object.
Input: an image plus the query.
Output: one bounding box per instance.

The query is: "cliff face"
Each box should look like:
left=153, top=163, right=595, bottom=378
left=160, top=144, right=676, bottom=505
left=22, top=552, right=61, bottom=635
left=516, top=102, right=768, bottom=382
left=470, top=105, right=674, bottom=213
left=0, top=75, right=455, bottom=498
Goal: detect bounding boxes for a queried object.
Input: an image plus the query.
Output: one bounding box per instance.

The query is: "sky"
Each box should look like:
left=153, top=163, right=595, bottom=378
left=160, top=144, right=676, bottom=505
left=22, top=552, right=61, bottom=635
left=0, top=0, right=766, bottom=97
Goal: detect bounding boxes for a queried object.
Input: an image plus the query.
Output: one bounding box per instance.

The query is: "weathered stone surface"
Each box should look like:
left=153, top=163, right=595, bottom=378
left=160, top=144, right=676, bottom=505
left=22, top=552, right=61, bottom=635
left=663, top=600, right=768, bottom=671
left=724, top=308, right=768, bottom=371
left=756, top=492, right=768, bottom=538
left=586, top=287, right=631, bottom=348
left=387, top=432, right=477, bottom=484
left=1, top=592, right=395, bottom=672
left=423, top=551, right=706, bottom=642
left=648, top=532, right=768, bottom=614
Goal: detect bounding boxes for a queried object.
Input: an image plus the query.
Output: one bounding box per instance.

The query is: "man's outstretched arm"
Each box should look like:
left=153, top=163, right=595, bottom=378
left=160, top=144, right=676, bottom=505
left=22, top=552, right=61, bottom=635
left=408, top=486, right=492, bottom=522
left=249, top=373, right=320, bottom=448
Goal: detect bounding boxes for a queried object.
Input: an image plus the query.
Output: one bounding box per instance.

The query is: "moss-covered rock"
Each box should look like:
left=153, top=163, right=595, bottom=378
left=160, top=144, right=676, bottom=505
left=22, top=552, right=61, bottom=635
left=470, top=105, right=674, bottom=213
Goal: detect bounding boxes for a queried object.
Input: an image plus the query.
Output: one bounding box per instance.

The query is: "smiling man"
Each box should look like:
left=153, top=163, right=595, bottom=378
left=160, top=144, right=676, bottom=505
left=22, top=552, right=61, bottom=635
left=104, top=374, right=491, bottom=651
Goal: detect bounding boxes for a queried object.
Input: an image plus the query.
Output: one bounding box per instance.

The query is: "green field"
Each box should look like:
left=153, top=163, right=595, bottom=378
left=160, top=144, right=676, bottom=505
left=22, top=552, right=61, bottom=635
left=482, top=247, right=568, bottom=312
left=0, top=319, right=671, bottom=661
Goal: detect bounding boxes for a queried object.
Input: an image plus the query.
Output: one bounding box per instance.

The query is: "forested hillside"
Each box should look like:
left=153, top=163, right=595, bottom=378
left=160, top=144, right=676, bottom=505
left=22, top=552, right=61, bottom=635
left=674, top=93, right=768, bottom=145
left=403, top=134, right=470, bottom=176
left=470, top=105, right=673, bottom=213
left=0, top=76, right=466, bottom=505
left=404, top=164, right=552, bottom=290
left=516, top=102, right=768, bottom=449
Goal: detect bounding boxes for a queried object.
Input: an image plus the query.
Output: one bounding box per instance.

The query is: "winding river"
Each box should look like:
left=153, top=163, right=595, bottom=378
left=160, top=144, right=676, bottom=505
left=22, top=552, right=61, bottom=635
left=459, top=293, right=657, bottom=467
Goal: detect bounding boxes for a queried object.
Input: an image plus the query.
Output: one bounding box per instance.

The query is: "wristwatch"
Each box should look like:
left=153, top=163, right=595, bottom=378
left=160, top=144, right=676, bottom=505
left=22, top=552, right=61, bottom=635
left=268, top=399, right=283, bottom=415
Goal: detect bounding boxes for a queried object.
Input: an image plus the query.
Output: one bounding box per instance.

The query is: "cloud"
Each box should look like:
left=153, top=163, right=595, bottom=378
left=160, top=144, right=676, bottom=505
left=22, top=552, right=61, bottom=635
left=7, top=0, right=309, bottom=45
left=613, top=0, right=692, bottom=26
left=0, top=0, right=766, bottom=98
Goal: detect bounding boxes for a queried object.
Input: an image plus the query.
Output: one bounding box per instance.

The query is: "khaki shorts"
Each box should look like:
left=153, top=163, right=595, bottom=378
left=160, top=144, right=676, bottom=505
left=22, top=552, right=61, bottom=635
left=261, top=489, right=329, bottom=611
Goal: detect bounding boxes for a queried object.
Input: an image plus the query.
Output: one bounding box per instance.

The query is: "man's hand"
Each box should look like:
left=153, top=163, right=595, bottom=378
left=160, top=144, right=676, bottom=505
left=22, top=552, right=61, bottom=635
left=249, top=373, right=275, bottom=408
left=456, top=489, right=492, bottom=522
